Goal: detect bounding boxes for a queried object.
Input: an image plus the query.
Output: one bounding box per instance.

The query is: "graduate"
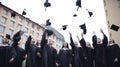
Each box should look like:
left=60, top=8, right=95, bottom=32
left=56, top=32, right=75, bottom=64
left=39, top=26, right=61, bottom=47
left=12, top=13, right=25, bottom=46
left=25, top=36, right=38, bottom=67
left=0, top=38, right=16, bottom=67
left=77, top=33, right=94, bottom=67
left=11, top=31, right=26, bottom=67
left=36, top=40, right=42, bottom=67
left=107, top=35, right=120, bottom=67
left=58, top=42, right=72, bottom=67
left=92, top=29, right=108, bottom=67
left=40, top=29, right=58, bottom=67
left=69, top=32, right=84, bottom=67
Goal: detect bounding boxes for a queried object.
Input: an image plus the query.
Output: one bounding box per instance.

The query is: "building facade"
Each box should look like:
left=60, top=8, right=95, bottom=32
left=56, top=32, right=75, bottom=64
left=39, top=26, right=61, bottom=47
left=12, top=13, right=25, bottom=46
left=103, top=0, right=120, bottom=46
left=0, top=3, right=64, bottom=51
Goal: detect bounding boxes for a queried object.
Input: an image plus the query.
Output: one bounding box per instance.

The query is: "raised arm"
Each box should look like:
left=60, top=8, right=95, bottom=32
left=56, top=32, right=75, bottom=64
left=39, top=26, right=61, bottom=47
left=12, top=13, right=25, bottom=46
left=101, top=29, right=108, bottom=47
left=25, top=35, right=32, bottom=53
left=69, top=32, right=75, bottom=48
left=77, top=33, right=86, bottom=48
left=41, top=29, right=47, bottom=49
left=9, top=46, right=17, bottom=63
left=92, top=33, right=97, bottom=49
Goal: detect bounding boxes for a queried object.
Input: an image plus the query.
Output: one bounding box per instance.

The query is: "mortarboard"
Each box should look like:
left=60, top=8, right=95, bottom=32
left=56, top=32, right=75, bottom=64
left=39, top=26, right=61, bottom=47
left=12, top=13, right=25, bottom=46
left=86, top=9, right=93, bottom=17
left=79, top=24, right=87, bottom=34
left=88, top=11, right=93, bottom=17
left=6, top=34, right=11, bottom=40
left=110, top=24, right=119, bottom=31
left=73, top=14, right=77, bottom=17
left=13, top=31, right=24, bottom=42
left=62, top=25, right=68, bottom=30
left=11, top=12, right=16, bottom=17
left=46, top=19, right=51, bottom=26
left=76, top=0, right=81, bottom=11
left=44, top=0, right=51, bottom=11
left=46, top=29, right=53, bottom=36
left=22, top=9, right=26, bottom=15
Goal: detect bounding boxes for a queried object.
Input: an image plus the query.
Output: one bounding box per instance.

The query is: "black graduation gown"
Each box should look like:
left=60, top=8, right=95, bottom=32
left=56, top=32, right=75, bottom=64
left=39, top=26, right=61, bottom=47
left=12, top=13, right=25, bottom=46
left=118, top=48, right=120, bottom=67
left=36, top=47, right=42, bottom=67
left=58, top=48, right=71, bottom=67
left=12, top=43, right=25, bottom=67
left=107, top=44, right=120, bottom=67
left=41, top=30, right=57, bottom=67
left=0, top=45, right=16, bottom=67
left=79, top=38, right=94, bottom=67
left=11, top=43, right=26, bottom=67
left=25, top=36, right=38, bottom=67
left=70, top=37, right=84, bottom=67
left=92, top=34, right=108, bottom=67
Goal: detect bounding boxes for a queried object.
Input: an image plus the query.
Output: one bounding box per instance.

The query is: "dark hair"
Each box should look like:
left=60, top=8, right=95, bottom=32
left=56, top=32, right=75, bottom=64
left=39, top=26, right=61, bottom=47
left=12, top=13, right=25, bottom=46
left=62, top=42, right=69, bottom=48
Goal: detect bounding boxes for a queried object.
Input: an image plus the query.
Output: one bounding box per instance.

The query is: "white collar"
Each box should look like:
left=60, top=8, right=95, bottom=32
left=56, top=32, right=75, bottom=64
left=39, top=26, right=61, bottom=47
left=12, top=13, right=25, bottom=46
left=109, top=43, right=114, bottom=46
left=0, top=44, right=9, bottom=46
left=63, top=48, right=68, bottom=50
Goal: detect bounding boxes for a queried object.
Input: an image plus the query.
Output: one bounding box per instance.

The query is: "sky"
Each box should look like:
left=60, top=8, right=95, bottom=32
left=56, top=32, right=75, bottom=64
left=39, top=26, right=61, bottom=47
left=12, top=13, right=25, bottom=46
left=1, top=0, right=109, bottom=44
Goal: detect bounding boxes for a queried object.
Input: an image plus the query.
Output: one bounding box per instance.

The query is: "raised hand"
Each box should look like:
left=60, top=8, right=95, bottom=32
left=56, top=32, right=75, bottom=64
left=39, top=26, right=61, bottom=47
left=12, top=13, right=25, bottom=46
left=69, top=32, right=72, bottom=37
left=76, top=35, right=80, bottom=40
left=9, top=58, right=14, bottom=63
left=81, top=33, right=83, bottom=38
left=100, top=29, right=104, bottom=34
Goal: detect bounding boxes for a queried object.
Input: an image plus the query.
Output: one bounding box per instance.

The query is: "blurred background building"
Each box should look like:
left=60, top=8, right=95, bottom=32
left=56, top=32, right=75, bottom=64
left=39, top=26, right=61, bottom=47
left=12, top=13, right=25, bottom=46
left=0, top=3, right=65, bottom=51
left=103, top=0, right=120, bottom=46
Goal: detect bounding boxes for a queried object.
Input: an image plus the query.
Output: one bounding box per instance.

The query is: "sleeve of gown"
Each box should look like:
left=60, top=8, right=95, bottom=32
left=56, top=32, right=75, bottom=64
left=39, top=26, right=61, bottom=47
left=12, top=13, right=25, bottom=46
left=70, top=37, right=75, bottom=49
left=58, top=49, right=62, bottom=64
left=41, top=29, right=47, bottom=49
left=102, top=34, right=108, bottom=47
left=10, top=46, right=17, bottom=59
left=53, top=49, right=58, bottom=64
left=25, top=36, right=32, bottom=53
left=79, top=38, right=86, bottom=48
left=68, top=49, right=72, bottom=64
left=92, top=35, right=97, bottom=49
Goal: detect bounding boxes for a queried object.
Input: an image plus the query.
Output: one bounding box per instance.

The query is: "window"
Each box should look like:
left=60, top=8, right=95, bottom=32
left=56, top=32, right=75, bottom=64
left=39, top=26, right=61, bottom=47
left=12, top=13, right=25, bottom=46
left=37, top=27, right=40, bottom=31
left=8, top=29, right=14, bottom=36
left=25, top=21, right=29, bottom=26
left=104, top=0, right=106, bottom=6
left=36, top=33, right=39, bottom=37
left=24, top=27, right=29, bottom=33
left=17, top=24, right=22, bottom=31
left=0, top=35, right=3, bottom=43
left=2, top=9, right=8, bottom=15
left=118, top=0, right=120, bottom=7
left=9, top=21, right=15, bottom=27
left=105, top=9, right=108, bottom=16
left=1, top=16, right=7, bottom=24
left=32, top=24, right=35, bottom=29
left=18, top=17, right=23, bottom=23
left=0, top=25, right=6, bottom=33
left=31, top=30, right=34, bottom=35
left=23, top=35, right=28, bottom=42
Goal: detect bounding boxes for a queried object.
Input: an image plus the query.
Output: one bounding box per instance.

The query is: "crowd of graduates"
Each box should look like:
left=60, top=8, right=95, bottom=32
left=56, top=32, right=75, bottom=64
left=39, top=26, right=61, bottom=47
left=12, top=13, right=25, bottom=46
left=0, top=27, right=120, bottom=67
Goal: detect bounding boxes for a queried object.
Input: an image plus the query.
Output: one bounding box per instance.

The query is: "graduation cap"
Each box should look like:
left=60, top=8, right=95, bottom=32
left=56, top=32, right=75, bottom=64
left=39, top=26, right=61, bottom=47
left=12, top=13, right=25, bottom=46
left=79, top=24, right=87, bottom=34
left=46, top=29, right=53, bottom=36
left=110, top=24, right=119, bottom=31
left=22, top=9, right=26, bottom=15
left=6, top=34, right=11, bottom=40
left=11, top=12, right=16, bottom=17
left=62, top=25, right=68, bottom=30
left=76, top=0, right=81, bottom=11
left=73, top=14, right=77, bottom=17
left=13, top=31, right=24, bottom=42
left=44, top=0, right=51, bottom=11
left=46, top=19, right=51, bottom=26
left=86, top=9, right=93, bottom=17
